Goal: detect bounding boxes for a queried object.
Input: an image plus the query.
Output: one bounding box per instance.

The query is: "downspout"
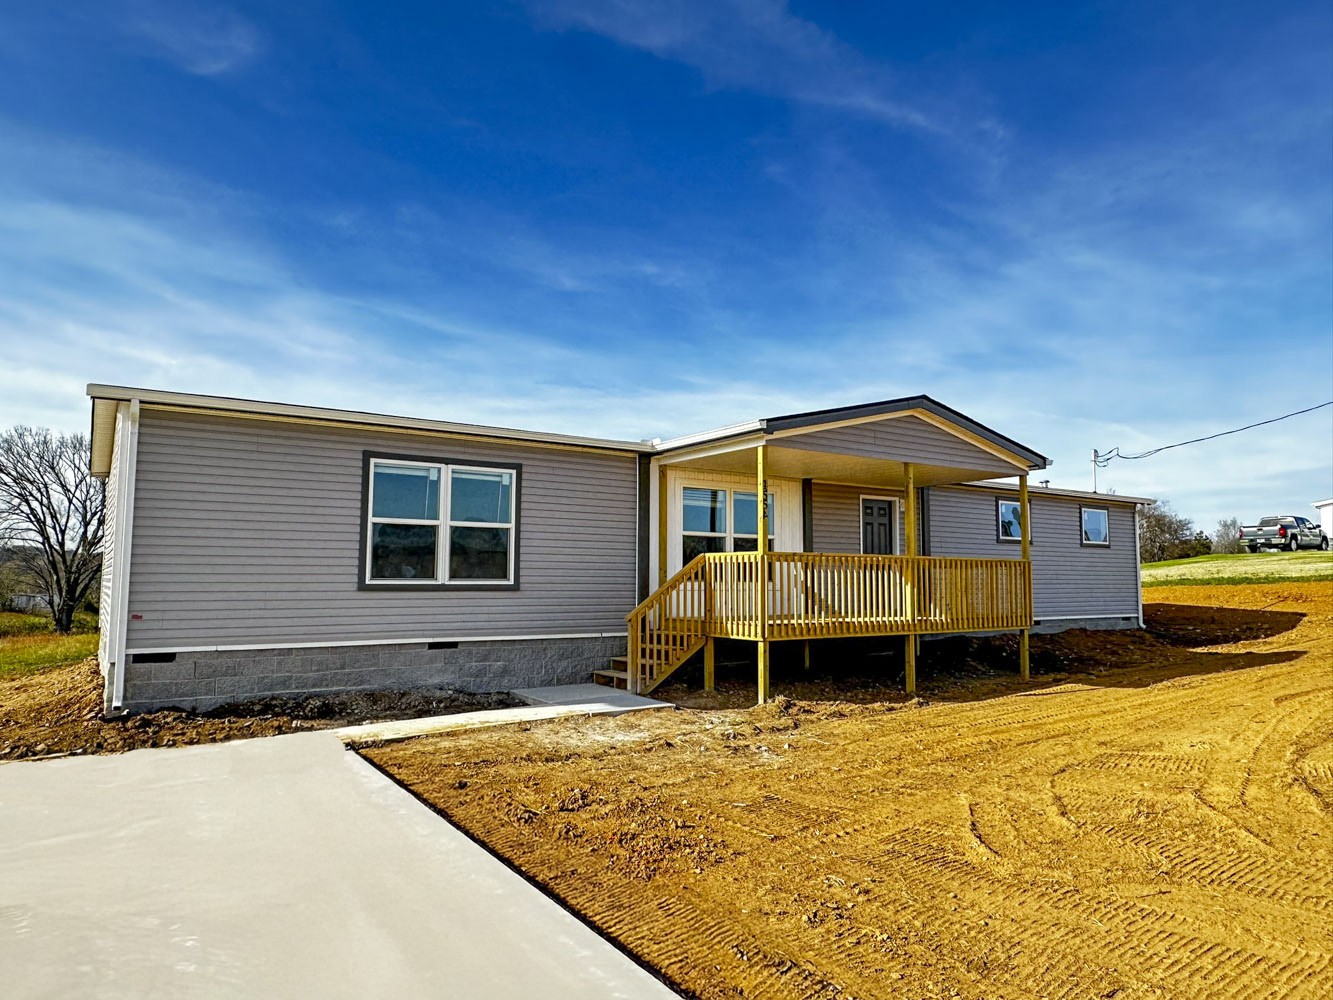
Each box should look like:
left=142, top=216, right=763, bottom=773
left=1134, top=503, right=1144, bottom=629
left=109, top=399, right=140, bottom=712
left=635, top=454, right=650, bottom=602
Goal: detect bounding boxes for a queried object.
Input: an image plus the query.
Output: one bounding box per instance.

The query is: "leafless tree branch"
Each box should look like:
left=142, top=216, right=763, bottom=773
left=0, top=427, right=105, bottom=632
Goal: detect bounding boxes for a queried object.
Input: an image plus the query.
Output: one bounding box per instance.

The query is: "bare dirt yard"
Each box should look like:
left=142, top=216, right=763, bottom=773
left=367, top=582, right=1333, bottom=1000
left=0, top=659, right=519, bottom=760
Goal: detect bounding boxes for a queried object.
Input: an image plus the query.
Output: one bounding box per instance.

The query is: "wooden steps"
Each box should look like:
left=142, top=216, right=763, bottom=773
left=592, top=657, right=630, bottom=689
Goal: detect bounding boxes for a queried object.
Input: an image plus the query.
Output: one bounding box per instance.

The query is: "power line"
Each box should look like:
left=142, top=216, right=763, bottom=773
left=1094, top=400, right=1333, bottom=468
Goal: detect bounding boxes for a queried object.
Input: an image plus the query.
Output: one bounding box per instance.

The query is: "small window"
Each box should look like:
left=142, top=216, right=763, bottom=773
left=1081, top=506, right=1110, bottom=546
left=996, top=499, right=1026, bottom=543
left=364, top=456, right=518, bottom=587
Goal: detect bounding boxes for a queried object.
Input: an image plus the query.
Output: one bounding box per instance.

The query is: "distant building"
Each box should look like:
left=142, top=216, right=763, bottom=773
left=9, top=594, right=50, bottom=613
left=1314, top=499, right=1333, bottom=539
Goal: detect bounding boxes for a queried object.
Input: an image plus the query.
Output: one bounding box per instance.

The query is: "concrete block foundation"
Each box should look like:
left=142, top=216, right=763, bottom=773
left=121, top=635, right=628, bottom=713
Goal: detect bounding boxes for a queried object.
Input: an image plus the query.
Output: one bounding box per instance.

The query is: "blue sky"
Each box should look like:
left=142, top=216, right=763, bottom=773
left=0, top=0, right=1329, bottom=530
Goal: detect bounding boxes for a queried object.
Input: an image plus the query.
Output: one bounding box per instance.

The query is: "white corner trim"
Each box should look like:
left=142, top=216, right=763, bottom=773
left=110, top=399, right=140, bottom=710
left=124, top=631, right=630, bottom=656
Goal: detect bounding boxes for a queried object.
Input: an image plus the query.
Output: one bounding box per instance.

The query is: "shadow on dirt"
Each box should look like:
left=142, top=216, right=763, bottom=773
left=656, top=603, right=1308, bottom=710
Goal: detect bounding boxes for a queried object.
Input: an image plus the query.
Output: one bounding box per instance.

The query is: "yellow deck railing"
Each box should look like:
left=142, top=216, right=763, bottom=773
left=626, top=552, right=1031, bottom=693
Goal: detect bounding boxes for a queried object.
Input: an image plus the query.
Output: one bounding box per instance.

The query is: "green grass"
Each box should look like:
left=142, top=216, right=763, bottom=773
left=1142, top=550, right=1333, bottom=587
left=0, top=611, right=100, bottom=679
left=0, top=610, right=98, bottom=637
left=0, top=631, right=99, bottom=680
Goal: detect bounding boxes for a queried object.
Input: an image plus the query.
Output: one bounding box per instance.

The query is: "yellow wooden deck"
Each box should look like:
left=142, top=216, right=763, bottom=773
left=626, top=551, right=1032, bottom=695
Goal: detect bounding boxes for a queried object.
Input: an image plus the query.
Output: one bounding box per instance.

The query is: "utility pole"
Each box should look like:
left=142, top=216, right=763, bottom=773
left=1091, top=449, right=1098, bottom=493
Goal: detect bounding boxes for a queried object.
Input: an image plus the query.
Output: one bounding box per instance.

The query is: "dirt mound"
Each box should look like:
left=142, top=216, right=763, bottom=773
left=0, top=661, right=302, bottom=760
left=213, top=687, right=518, bottom=723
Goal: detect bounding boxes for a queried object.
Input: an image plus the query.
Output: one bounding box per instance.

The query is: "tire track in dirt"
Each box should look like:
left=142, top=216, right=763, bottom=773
left=864, top=826, right=1331, bottom=1000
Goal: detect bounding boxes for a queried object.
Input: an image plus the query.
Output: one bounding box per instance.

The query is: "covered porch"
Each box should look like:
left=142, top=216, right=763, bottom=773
left=629, top=398, right=1046, bottom=701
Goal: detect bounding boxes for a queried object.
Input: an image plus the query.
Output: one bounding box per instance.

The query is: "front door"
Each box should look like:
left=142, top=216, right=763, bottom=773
left=862, top=498, right=896, bottom=555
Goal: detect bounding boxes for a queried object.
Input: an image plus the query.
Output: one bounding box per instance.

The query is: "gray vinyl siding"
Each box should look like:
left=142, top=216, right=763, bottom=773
left=794, top=415, right=1017, bottom=475
left=124, top=410, right=640, bottom=650
left=809, top=483, right=906, bottom=553
left=928, top=487, right=1140, bottom=620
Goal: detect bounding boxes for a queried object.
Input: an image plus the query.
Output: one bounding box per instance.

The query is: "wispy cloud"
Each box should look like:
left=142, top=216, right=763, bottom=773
left=0, top=0, right=1327, bottom=534
left=120, top=0, right=262, bottom=76
left=2, top=103, right=1327, bottom=531
left=528, top=0, right=941, bottom=132
left=0, top=126, right=794, bottom=445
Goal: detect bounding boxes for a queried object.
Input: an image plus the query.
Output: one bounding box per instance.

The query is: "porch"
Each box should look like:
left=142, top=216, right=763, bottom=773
left=623, top=397, right=1047, bottom=702
left=626, top=550, right=1031, bottom=695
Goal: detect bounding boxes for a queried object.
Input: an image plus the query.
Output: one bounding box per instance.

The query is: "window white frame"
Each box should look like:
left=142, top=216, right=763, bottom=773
left=362, top=453, right=519, bottom=589
left=728, top=488, right=776, bottom=552
left=858, top=494, right=901, bottom=555
left=996, top=497, right=1026, bottom=544
left=680, top=485, right=775, bottom=559
left=1080, top=505, right=1110, bottom=547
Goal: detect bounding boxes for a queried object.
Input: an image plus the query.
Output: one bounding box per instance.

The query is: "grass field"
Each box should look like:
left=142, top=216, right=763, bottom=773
left=1141, top=549, right=1333, bottom=586
left=0, top=611, right=99, bottom=680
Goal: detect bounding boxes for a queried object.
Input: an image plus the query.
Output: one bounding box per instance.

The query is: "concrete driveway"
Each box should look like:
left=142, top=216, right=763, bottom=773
left=0, top=733, right=678, bottom=999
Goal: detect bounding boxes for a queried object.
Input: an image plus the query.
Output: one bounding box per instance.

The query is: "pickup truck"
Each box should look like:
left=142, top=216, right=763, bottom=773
left=1238, top=515, right=1328, bottom=552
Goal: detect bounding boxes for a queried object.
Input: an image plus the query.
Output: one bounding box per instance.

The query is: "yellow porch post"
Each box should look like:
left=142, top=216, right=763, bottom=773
left=756, top=443, right=770, bottom=705
left=903, top=463, right=917, bottom=694
left=704, top=636, right=716, bottom=693
left=1019, top=473, right=1031, bottom=682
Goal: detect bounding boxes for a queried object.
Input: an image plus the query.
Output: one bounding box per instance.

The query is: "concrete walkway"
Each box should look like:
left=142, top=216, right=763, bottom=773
left=333, top=684, right=669, bottom=745
left=0, top=733, right=678, bottom=999
left=511, top=682, right=668, bottom=711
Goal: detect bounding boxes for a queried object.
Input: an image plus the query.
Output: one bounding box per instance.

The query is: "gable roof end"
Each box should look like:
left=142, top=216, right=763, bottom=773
left=762, top=396, right=1048, bottom=470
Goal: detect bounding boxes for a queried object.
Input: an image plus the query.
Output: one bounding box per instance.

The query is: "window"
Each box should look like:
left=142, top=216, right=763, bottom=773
left=996, top=499, right=1026, bottom=543
left=730, top=490, right=775, bottom=552
left=1081, top=506, right=1109, bottom=546
left=448, top=469, right=514, bottom=580
left=363, top=455, right=518, bottom=587
left=681, top=486, right=774, bottom=561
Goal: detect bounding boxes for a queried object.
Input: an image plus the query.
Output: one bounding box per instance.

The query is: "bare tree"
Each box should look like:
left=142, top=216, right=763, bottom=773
left=1213, top=517, right=1243, bottom=555
left=0, top=427, right=105, bottom=632
left=1138, top=499, right=1194, bottom=563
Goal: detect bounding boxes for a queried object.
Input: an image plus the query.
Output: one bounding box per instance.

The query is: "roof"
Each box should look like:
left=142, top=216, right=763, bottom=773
left=88, top=386, right=1054, bottom=476
left=957, top=480, right=1153, bottom=506
left=86, top=384, right=654, bottom=477
left=656, top=394, right=1050, bottom=470
left=1313, top=499, right=1333, bottom=508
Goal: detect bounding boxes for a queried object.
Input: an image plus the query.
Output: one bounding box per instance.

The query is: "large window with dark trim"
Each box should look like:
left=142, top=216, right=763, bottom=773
left=364, top=456, right=518, bottom=586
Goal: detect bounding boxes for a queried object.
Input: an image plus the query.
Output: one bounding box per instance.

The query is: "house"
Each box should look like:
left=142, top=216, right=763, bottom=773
left=88, top=385, right=1150, bottom=714
left=1314, top=499, right=1333, bottom=540
left=8, top=594, right=51, bottom=613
